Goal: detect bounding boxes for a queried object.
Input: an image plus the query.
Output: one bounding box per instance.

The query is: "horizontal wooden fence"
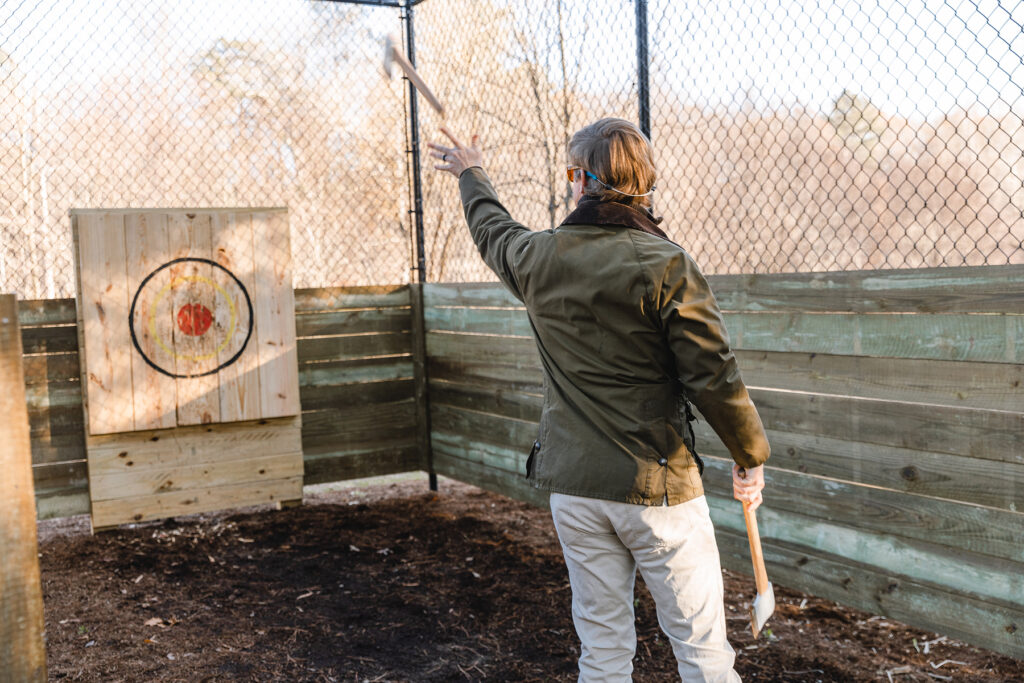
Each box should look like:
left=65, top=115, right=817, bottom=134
left=18, top=268, right=1024, bottom=658
left=20, top=285, right=420, bottom=519
left=422, top=265, right=1024, bottom=659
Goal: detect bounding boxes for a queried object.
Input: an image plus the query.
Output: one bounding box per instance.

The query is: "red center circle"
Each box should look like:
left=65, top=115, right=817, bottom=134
left=176, top=303, right=213, bottom=336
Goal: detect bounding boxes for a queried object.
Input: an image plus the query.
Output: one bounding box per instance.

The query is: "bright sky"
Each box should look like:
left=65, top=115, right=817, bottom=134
left=2, top=0, right=1022, bottom=120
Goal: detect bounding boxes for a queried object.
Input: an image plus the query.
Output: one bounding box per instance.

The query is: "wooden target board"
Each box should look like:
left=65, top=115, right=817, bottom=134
left=71, top=209, right=303, bottom=530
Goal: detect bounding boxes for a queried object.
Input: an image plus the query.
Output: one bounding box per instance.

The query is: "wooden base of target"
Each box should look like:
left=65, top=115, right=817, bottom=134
left=87, top=416, right=303, bottom=532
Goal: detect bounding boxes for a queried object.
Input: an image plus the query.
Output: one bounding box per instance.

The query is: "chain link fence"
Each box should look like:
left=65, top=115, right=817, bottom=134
left=1, top=0, right=411, bottom=299
left=418, top=0, right=1024, bottom=280
left=2, top=0, right=1023, bottom=295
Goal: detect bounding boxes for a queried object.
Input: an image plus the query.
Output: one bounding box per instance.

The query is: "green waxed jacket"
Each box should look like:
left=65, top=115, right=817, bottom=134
left=458, top=167, right=770, bottom=506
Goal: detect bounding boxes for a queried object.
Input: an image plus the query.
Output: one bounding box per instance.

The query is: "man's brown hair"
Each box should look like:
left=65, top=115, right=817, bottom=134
left=568, top=118, right=657, bottom=210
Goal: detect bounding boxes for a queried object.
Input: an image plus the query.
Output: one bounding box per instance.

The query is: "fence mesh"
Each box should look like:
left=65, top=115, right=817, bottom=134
left=1, top=0, right=410, bottom=299
left=2, top=0, right=1023, bottom=295
left=417, top=0, right=1024, bottom=280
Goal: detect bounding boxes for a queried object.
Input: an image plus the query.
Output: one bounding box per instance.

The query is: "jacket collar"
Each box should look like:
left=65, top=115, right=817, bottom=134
left=558, top=198, right=672, bottom=242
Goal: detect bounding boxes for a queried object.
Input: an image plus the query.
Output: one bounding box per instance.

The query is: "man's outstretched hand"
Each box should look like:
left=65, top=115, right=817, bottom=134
left=428, top=127, right=484, bottom=177
left=733, top=464, right=764, bottom=511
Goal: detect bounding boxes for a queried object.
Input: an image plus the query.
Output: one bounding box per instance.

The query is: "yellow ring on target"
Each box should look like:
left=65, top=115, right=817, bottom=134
left=148, top=275, right=238, bottom=363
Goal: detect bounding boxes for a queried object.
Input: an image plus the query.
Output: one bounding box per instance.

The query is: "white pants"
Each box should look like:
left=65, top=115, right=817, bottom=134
left=550, top=492, right=740, bottom=683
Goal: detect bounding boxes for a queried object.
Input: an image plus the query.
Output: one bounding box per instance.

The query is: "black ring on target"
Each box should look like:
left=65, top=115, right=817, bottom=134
left=129, top=257, right=254, bottom=379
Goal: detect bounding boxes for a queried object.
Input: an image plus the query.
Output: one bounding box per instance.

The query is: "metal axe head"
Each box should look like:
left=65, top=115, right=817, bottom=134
left=383, top=34, right=398, bottom=79
left=749, top=582, right=776, bottom=638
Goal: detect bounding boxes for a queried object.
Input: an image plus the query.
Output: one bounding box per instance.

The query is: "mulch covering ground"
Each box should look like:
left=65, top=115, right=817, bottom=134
left=39, top=475, right=1021, bottom=682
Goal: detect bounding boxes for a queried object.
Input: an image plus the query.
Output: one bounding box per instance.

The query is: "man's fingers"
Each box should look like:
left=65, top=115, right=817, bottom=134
left=440, top=126, right=465, bottom=149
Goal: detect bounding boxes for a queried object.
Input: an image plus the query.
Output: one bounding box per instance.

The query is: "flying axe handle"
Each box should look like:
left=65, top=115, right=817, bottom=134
left=743, top=501, right=770, bottom=595
left=391, top=49, right=445, bottom=117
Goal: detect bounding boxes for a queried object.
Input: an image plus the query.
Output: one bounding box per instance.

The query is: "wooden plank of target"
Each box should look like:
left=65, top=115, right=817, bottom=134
left=252, top=210, right=300, bottom=418
left=90, top=475, right=304, bottom=528
left=74, top=212, right=135, bottom=435
left=168, top=212, right=221, bottom=426
left=124, top=212, right=177, bottom=431
left=212, top=212, right=261, bottom=422
left=0, top=294, right=47, bottom=682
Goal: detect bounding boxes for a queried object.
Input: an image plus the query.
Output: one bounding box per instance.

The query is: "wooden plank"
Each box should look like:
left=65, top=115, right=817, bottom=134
left=20, top=324, right=77, bottom=354
left=425, top=330, right=538, bottom=365
left=252, top=211, right=300, bottom=418
left=75, top=212, right=135, bottom=435
left=294, top=285, right=410, bottom=312
left=17, top=297, right=77, bottom=326
left=704, top=491, right=1024, bottom=607
left=710, top=521, right=1024, bottom=659
left=30, top=434, right=87, bottom=467
left=736, top=349, right=1024, bottom=412
left=212, top=212, right=261, bottom=423
left=431, top=403, right=537, bottom=453
left=424, top=305, right=533, bottom=337
left=706, top=264, right=1024, bottom=314
left=432, top=451, right=548, bottom=509
left=31, top=460, right=88, bottom=493
left=125, top=212, right=177, bottom=431
left=429, top=378, right=542, bottom=423
left=0, top=294, right=47, bottom=681
left=297, top=332, right=411, bottom=363
left=298, top=357, right=414, bottom=387
left=87, top=416, right=302, bottom=475
left=428, top=266, right=1024, bottom=314
left=426, top=305, right=1024, bottom=363
left=695, top=423, right=1024, bottom=510
left=90, top=452, right=303, bottom=500
left=423, top=282, right=1024, bottom=362
left=90, top=475, right=303, bottom=528
left=423, top=282, right=523, bottom=309
left=168, top=212, right=220, bottom=426
left=25, top=379, right=82, bottom=413
left=295, top=307, right=412, bottom=337
left=21, top=353, right=80, bottom=385
left=725, top=311, right=1023, bottom=363
left=743, top=387, right=1024, bottom=465
left=432, top=432, right=524, bottom=476
left=299, top=378, right=414, bottom=411
left=303, top=445, right=420, bottom=485
left=300, top=400, right=417, bottom=457
left=36, top=490, right=90, bottom=521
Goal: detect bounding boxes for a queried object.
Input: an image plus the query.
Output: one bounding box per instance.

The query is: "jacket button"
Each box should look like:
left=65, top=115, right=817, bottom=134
left=658, top=458, right=668, bottom=466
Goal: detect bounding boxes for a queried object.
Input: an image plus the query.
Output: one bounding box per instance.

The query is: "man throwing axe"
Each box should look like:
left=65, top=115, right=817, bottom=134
left=430, top=118, right=770, bottom=682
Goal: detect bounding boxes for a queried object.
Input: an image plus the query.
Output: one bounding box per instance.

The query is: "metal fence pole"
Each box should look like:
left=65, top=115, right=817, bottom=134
left=402, top=1, right=437, bottom=492
left=635, top=0, right=651, bottom=139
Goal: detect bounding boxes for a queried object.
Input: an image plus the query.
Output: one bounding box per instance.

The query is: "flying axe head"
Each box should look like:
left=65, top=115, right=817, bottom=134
left=383, top=34, right=398, bottom=79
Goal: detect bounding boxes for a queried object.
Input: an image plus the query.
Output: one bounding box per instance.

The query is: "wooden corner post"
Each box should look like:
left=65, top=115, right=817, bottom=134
left=0, top=294, right=48, bottom=682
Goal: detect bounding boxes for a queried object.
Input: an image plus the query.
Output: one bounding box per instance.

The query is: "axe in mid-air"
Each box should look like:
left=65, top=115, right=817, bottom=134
left=383, top=34, right=445, bottom=118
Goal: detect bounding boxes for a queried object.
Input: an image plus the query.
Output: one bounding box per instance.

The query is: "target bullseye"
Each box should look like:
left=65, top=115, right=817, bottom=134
left=177, top=303, right=213, bottom=336
left=129, top=257, right=253, bottom=379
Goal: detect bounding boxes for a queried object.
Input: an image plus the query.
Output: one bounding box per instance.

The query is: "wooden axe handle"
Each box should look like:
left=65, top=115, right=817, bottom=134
left=743, top=501, right=770, bottom=594
left=391, top=49, right=445, bottom=117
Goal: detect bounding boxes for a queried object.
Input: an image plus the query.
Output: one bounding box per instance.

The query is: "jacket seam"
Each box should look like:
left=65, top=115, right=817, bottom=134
left=625, top=229, right=659, bottom=331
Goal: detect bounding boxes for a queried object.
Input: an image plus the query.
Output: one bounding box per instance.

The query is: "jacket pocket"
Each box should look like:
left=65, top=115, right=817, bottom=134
left=525, top=440, right=540, bottom=478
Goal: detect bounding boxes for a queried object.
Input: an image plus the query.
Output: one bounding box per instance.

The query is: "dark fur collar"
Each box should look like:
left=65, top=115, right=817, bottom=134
left=559, top=199, right=671, bottom=242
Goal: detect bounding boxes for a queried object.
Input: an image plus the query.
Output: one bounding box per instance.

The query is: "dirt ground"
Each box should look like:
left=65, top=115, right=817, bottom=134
left=39, top=474, right=1022, bottom=682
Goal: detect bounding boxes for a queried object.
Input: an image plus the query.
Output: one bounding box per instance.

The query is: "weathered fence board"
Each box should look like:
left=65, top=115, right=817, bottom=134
left=0, top=294, right=47, bottom=681
left=421, top=267, right=1024, bottom=659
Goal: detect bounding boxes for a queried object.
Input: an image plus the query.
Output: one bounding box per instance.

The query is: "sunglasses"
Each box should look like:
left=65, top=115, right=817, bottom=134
left=566, top=166, right=585, bottom=183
